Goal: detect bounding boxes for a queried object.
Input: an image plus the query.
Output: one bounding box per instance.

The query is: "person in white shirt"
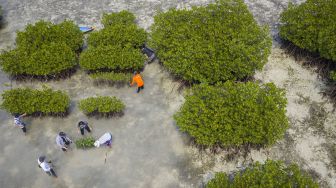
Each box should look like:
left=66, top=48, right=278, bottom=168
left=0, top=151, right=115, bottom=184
left=94, top=132, right=112, bottom=148
left=37, top=156, right=57, bottom=177
left=14, top=113, right=27, bottom=135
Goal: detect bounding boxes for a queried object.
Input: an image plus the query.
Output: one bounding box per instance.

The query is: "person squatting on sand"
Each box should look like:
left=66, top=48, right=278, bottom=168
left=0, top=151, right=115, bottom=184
left=56, top=132, right=72, bottom=152
left=14, top=113, right=27, bottom=135
left=130, top=71, right=144, bottom=93
left=37, top=156, right=57, bottom=178
left=94, top=132, right=112, bottom=148
left=77, top=121, right=92, bottom=135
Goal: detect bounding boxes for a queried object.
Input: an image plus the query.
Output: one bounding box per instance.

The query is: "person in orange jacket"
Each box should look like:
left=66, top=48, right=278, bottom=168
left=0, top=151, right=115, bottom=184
left=130, top=71, right=144, bottom=93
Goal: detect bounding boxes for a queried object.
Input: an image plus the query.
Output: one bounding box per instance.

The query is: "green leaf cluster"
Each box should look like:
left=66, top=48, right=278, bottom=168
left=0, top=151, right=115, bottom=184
left=80, top=11, right=147, bottom=74
left=90, top=72, right=132, bottom=84
left=87, top=24, right=147, bottom=49
left=0, top=20, right=83, bottom=76
left=1, top=42, right=76, bottom=76
left=80, top=45, right=144, bottom=71
left=102, top=10, right=136, bottom=26
left=1, top=88, right=70, bottom=115
left=88, top=11, right=146, bottom=49
left=174, top=81, right=288, bottom=147
left=280, top=0, right=336, bottom=61
left=206, top=160, right=319, bottom=188
left=150, top=0, right=271, bottom=84
left=79, top=96, right=125, bottom=116
left=75, top=137, right=95, bottom=149
left=16, top=21, right=83, bottom=52
left=330, top=70, right=336, bottom=81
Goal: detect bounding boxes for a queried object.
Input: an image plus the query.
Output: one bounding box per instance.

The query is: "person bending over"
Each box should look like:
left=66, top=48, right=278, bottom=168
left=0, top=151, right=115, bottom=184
left=77, top=121, right=92, bottom=135
left=56, top=132, right=72, bottom=152
left=94, top=132, right=112, bottom=148
left=14, top=113, right=27, bottom=135
left=130, top=71, right=144, bottom=93
left=37, top=156, right=57, bottom=178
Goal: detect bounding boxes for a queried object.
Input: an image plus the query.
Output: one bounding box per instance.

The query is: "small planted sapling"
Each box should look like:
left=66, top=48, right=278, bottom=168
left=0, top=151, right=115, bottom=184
left=75, top=137, right=95, bottom=149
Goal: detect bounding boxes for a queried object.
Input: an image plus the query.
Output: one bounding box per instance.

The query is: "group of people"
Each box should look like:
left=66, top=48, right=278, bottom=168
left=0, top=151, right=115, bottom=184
left=55, top=123, right=112, bottom=152
left=11, top=70, right=147, bottom=179
left=55, top=121, right=92, bottom=152
left=13, top=70, right=145, bottom=136
left=14, top=114, right=113, bottom=178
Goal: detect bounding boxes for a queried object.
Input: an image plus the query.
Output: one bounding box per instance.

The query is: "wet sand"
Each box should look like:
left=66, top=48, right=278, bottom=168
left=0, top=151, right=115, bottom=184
left=1, top=0, right=336, bottom=187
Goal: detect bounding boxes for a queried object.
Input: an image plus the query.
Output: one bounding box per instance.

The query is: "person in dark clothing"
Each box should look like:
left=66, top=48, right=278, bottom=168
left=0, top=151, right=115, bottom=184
left=56, top=132, right=72, bottom=152
left=141, top=45, right=156, bottom=64
left=77, top=121, right=92, bottom=135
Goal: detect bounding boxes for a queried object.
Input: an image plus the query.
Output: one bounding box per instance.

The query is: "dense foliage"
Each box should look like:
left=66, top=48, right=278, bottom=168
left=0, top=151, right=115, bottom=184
left=1, top=42, right=76, bottom=76
left=80, top=45, right=145, bottom=71
left=150, top=0, right=271, bottom=84
left=16, top=21, right=83, bottom=52
left=79, top=96, right=125, bottom=116
left=90, top=72, right=132, bottom=84
left=75, top=137, right=95, bottom=149
left=88, top=24, right=146, bottom=49
left=1, top=88, right=70, bottom=115
left=174, top=81, right=288, bottom=147
left=102, top=10, right=136, bottom=26
left=88, top=11, right=146, bottom=48
left=206, top=160, right=319, bottom=188
left=280, top=0, right=336, bottom=61
left=0, top=20, right=83, bottom=77
left=80, top=11, right=146, bottom=74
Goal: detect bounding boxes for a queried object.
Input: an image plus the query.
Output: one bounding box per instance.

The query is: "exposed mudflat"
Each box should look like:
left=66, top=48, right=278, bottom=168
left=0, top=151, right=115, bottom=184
left=0, top=0, right=335, bottom=188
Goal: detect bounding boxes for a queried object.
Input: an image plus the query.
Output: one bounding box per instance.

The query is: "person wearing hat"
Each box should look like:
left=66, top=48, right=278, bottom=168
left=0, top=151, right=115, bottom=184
left=55, top=132, right=72, bottom=152
left=130, top=71, right=144, bottom=93
left=37, top=156, right=57, bottom=177
left=94, top=132, right=112, bottom=148
left=14, top=113, right=27, bottom=135
left=77, top=120, right=92, bottom=135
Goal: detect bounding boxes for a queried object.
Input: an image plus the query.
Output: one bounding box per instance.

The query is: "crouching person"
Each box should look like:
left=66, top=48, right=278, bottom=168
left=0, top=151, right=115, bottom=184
left=37, top=156, right=57, bottom=178
left=141, top=45, right=156, bottom=64
left=77, top=121, right=92, bottom=135
left=14, top=113, right=27, bottom=135
left=56, top=132, right=72, bottom=152
left=94, top=132, right=112, bottom=148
